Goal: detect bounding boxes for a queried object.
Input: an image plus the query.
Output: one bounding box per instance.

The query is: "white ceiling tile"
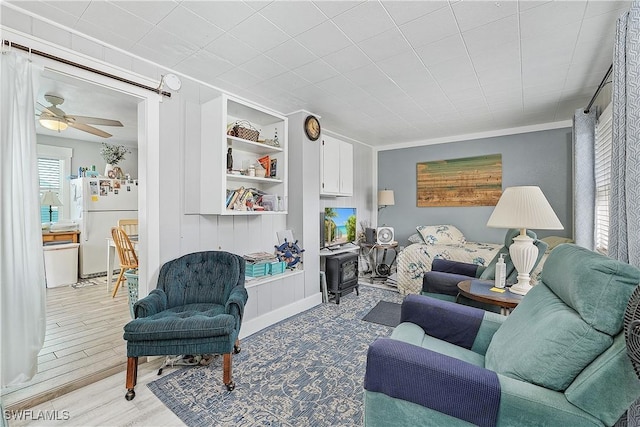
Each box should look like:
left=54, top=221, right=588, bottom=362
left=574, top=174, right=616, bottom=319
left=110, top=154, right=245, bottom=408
left=71, top=34, right=104, bottom=60
left=294, top=20, right=353, bottom=58
left=584, top=1, right=630, bottom=19
left=258, top=72, right=311, bottom=92
left=217, top=68, right=263, bottom=89
left=415, top=34, right=468, bottom=68
left=376, top=50, right=427, bottom=80
left=400, top=6, right=459, bottom=48
left=74, top=18, right=137, bottom=51
left=462, top=15, right=519, bottom=54
left=322, top=45, right=371, bottom=73
left=181, top=1, right=256, bottom=32
left=238, top=55, right=288, bottom=81
left=11, top=1, right=79, bottom=28
left=294, top=60, right=339, bottom=84
left=469, top=42, right=520, bottom=73
left=112, top=1, right=178, bottom=25
left=428, top=56, right=476, bottom=83
left=157, top=5, right=225, bottom=49
left=229, top=14, right=290, bottom=52
left=381, top=1, right=449, bottom=26
left=518, top=2, right=552, bottom=12
left=135, top=27, right=199, bottom=67
left=312, top=1, right=363, bottom=19
left=172, top=50, right=235, bottom=81
left=203, top=33, right=261, bottom=67
left=451, top=0, right=517, bottom=32
left=315, top=74, right=364, bottom=97
left=331, top=2, right=395, bottom=43
left=42, top=1, right=91, bottom=18
left=264, top=39, right=317, bottom=70
left=519, top=1, right=587, bottom=40
left=79, top=1, right=153, bottom=43
left=258, top=1, right=327, bottom=37
left=358, top=28, right=412, bottom=62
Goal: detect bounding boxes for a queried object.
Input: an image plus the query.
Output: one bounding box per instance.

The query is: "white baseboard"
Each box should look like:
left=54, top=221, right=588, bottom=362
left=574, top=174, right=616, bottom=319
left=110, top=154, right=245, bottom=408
left=239, top=292, right=323, bottom=339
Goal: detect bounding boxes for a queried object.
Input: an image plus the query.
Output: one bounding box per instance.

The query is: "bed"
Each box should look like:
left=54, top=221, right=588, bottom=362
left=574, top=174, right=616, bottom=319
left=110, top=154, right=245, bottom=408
left=395, top=225, right=558, bottom=295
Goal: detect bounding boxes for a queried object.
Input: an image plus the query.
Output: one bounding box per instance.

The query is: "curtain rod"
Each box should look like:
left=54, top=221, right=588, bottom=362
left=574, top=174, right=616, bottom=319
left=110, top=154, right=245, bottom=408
left=584, top=64, right=612, bottom=114
left=2, top=39, right=171, bottom=98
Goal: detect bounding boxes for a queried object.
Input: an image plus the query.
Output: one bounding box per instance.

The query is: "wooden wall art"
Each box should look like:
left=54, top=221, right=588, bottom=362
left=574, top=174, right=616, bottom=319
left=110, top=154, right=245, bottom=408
left=416, top=154, right=502, bottom=207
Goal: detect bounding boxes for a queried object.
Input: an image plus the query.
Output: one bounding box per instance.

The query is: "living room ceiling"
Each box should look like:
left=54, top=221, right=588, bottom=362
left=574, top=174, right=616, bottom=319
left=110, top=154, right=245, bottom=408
left=6, top=1, right=629, bottom=147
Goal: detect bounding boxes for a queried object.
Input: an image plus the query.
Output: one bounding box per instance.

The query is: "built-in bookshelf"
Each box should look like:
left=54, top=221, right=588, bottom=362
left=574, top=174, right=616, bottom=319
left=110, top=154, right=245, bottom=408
left=197, top=94, right=288, bottom=215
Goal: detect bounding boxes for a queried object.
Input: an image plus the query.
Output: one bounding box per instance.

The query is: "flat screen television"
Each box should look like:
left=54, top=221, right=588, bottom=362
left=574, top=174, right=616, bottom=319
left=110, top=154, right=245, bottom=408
left=322, top=207, right=357, bottom=249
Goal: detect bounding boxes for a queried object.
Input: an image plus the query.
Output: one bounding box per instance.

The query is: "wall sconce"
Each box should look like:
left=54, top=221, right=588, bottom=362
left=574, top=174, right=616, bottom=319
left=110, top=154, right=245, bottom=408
left=157, top=73, right=182, bottom=92
left=378, top=189, right=395, bottom=211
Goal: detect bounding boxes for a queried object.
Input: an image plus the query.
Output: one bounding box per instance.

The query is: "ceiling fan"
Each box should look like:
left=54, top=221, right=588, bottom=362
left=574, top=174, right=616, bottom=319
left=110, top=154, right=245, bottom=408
left=37, top=93, right=123, bottom=138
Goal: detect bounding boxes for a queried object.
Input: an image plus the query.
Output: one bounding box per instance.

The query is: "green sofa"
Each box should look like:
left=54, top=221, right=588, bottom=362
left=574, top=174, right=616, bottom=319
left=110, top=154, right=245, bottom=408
left=364, top=244, right=640, bottom=426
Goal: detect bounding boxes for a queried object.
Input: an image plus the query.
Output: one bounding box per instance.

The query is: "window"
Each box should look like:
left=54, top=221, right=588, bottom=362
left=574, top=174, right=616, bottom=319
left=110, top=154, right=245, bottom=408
left=594, top=104, right=612, bottom=255
left=37, top=145, right=72, bottom=223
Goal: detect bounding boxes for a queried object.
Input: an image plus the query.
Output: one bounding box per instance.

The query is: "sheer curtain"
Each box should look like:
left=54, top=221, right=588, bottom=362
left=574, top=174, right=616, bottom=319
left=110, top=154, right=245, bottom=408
left=610, top=2, right=640, bottom=268
left=572, top=108, right=597, bottom=250
left=0, top=51, right=46, bottom=387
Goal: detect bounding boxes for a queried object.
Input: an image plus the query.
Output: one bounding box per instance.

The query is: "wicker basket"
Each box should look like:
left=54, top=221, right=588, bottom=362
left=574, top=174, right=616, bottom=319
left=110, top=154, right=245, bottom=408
left=228, top=120, right=259, bottom=142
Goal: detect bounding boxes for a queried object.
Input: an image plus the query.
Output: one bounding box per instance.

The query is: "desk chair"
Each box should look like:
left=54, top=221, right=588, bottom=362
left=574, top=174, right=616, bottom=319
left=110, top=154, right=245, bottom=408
left=111, top=227, right=138, bottom=298
left=117, top=218, right=138, bottom=237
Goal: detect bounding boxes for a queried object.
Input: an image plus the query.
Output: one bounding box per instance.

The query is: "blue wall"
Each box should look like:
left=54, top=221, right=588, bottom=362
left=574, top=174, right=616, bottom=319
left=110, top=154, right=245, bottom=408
left=378, top=127, right=573, bottom=245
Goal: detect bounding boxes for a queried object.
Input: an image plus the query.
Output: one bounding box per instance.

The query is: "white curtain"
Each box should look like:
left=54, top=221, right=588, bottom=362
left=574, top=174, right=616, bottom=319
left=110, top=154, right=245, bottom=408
left=572, top=108, right=597, bottom=250
left=610, top=2, right=640, bottom=268
left=0, top=52, right=46, bottom=387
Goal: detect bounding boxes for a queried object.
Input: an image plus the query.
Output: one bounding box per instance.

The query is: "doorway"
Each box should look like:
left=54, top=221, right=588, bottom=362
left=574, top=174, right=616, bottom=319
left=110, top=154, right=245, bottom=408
left=1, top=53, right=160, bottom=410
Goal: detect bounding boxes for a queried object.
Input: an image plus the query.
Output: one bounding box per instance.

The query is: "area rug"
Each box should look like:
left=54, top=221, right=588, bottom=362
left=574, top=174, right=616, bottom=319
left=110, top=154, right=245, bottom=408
left=361, top=300, right=402, bottom=327
left=147, top=285, right=404, bottom=427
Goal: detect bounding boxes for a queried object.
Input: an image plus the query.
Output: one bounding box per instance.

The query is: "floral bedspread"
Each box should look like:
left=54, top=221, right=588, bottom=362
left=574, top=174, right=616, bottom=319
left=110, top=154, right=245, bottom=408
left=396, top=241, right=503, bottom=295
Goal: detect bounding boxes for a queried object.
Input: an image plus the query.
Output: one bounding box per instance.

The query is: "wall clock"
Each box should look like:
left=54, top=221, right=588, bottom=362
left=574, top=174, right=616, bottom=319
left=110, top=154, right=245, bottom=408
left=304, top=115, right=321, bottom=141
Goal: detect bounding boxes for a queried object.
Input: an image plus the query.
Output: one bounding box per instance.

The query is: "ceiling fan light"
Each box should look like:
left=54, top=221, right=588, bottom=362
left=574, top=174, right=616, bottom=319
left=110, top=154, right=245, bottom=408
left=39, top=116, right=68, bottom=132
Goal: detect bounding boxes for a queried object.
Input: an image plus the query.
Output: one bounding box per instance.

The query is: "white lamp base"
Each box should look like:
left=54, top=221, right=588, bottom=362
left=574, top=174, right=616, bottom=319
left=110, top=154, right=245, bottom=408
left=508, top=231, right=538, bottom=296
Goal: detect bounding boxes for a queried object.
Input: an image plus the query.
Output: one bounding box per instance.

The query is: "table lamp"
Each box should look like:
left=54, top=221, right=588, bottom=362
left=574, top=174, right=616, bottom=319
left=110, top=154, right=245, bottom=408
left=486, top=186, right=563, bottom=295
left=41, top=190, right=63, bottom=222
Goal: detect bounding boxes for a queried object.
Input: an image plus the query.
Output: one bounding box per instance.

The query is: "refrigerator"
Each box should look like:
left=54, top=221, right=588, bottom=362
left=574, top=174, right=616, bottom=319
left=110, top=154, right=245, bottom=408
left=70, top=177, right=138, bottom=278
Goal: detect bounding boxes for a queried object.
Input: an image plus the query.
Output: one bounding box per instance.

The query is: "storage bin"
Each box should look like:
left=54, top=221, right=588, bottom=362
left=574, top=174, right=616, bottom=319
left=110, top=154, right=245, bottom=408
left=268, top=261, right=287, bottom=275
left=43, top=242, right=79, bottom=287
left=246, top=262, right=268, bottom=277
left=124, top=269, right=138, bottom=319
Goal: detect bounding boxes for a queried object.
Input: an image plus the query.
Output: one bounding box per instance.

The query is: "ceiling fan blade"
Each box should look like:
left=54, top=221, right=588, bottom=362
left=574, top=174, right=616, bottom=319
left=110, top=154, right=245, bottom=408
left=37, top=102, right=57, bottom=116
left=66, top=115, right=123, bottom=127
left=67, top=121, right=113, bottom=138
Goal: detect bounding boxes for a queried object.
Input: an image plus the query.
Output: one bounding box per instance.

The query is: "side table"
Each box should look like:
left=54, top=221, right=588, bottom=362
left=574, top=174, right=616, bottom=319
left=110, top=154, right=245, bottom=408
left=360, top=241, right=399, bottom=282
left=457, top=279, right=523, bottom=315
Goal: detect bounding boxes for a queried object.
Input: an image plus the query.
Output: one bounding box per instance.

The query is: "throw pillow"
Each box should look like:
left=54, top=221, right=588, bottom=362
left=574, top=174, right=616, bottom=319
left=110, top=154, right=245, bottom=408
left=407, top=233, right=425, bottom=244
left=416, top=225, right=466, bottom=246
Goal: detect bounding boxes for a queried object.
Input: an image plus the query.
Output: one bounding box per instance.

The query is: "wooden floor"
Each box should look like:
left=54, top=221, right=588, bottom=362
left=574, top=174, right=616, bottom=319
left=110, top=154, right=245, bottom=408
left=1, top=277, right=132, bottom=411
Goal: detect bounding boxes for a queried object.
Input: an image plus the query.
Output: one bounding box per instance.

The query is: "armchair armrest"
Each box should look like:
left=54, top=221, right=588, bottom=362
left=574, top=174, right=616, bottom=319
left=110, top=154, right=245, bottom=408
left=133, top=289, right=167, bottom=318
left=364, top=338, right=500, bottom=427
left=432, top=258, right=480, bottom=276
left=401, top=294, right=484, bottom=349
left=225, top=285, right=248, bottom=325
left=422, top=271, right=475, bottom=296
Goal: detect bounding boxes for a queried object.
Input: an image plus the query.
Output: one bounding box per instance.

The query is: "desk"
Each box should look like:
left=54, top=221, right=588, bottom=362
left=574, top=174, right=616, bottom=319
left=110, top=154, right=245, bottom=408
left=360, top=241, right=398, bottom=282
left=457, top=280, right=522, bottom=315
left=106, top=237, right=138, bottom=293
left=42, top=230, right=80, bottom=244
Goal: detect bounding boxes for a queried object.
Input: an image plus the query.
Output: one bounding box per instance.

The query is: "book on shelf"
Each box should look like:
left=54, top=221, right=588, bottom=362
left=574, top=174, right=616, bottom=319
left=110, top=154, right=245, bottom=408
left=226, top=186, right=244, bottom=208
left=243, top=251, right=278, bottom=263
left=257, top=155, right=270, bottom=177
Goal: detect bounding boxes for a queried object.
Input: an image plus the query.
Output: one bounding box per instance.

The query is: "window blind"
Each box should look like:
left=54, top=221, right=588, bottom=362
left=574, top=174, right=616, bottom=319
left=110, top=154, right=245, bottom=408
left=38, top=157, right=62, bottom=223
left=594, top=104, right=612, bottom=255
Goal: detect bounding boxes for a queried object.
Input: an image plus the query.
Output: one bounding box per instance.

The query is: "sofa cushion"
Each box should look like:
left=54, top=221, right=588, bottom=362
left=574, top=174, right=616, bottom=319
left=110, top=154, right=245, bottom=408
left=485, top=284, right=612, bottom=391
left=541, top=244, right=640, bottom=336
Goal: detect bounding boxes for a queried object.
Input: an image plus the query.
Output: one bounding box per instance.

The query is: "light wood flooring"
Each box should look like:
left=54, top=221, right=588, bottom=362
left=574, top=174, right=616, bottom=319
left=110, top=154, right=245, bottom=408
left=1, top=278, right=132, bottom=411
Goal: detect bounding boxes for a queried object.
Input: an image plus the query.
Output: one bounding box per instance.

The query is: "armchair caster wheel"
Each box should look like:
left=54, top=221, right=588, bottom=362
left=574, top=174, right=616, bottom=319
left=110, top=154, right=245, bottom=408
left=233, top=344, right=241, bottom=354
left=125, top=389, right=136, bottom=401
left=225, top=381, right=236, bottom=391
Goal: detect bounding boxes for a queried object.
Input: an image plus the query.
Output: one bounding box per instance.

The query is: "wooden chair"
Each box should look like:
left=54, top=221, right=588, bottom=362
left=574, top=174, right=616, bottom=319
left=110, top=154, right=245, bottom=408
left=117, top=218, right=138, bottom=237
left=111, top=227, right=138, bottom=298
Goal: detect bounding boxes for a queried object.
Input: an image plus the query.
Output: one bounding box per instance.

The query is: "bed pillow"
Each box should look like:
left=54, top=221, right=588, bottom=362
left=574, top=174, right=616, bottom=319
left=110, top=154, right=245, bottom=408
left=407, top=233, right=425, bottom=244
left=416, top=225, right=466, bottom=246
left=541, top=236, right=574, bottom=251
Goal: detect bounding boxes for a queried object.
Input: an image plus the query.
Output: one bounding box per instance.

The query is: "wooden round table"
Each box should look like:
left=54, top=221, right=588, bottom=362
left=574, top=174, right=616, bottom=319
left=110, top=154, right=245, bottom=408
left=457, top=280, right=523, bottom=315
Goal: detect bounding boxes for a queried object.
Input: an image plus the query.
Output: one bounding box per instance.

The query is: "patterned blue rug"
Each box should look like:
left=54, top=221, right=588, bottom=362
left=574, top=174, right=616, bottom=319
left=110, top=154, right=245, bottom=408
left=147, top=285, right=404, bottom=427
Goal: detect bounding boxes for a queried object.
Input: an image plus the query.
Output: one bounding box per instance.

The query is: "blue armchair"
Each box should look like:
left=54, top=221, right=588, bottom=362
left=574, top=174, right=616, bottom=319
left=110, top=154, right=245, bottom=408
left=364, top=244, right=640, bottom=426
left=123, top=251, right=248, bottom=400
left=422, top=229, right=548, bottom=308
